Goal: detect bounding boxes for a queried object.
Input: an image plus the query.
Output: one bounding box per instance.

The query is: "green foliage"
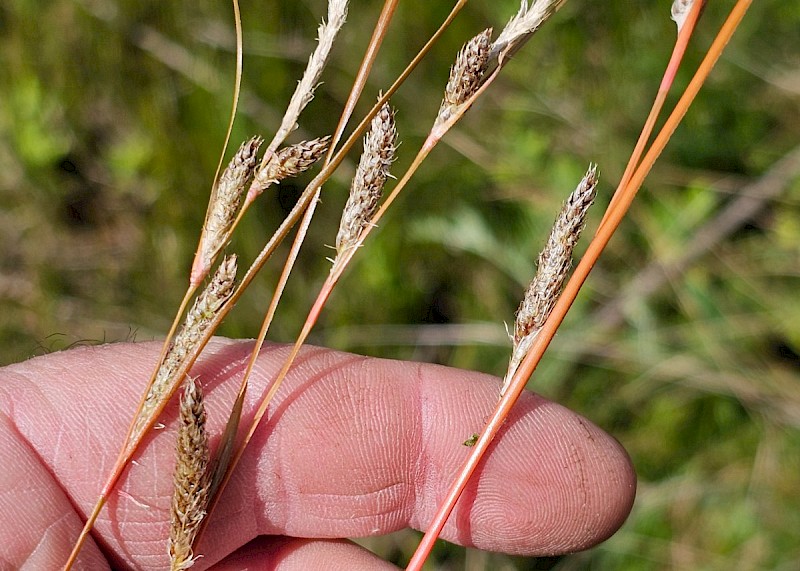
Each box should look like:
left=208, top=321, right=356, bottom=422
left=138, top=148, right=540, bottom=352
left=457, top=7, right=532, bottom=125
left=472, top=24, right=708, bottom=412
left=2, top=0, right=799, bottom=569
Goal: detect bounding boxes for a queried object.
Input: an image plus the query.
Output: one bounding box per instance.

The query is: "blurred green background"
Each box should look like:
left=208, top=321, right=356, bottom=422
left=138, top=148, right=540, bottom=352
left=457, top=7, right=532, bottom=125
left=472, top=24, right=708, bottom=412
left=2, top=0, right=799, bottom=569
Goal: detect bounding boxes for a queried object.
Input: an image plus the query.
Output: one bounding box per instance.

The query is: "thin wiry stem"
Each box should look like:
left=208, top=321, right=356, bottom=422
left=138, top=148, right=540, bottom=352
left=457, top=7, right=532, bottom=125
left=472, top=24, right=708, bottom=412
left=188, top=0, right=247, bottom=288
left=247, top=0, right=350, bottom=207
left=597, top=0, right=706, bottom=234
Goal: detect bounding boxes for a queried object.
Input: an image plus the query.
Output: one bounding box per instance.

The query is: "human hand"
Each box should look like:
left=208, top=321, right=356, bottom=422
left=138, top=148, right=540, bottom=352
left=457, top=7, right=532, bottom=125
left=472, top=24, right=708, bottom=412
left=0, top=338, right=635, bottom=570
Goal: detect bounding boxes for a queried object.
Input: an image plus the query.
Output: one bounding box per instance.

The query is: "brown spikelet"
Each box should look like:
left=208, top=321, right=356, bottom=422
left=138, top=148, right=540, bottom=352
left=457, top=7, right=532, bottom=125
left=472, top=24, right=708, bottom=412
left=168, top=377, right=210, bottom=571
left=334, top=102, right=397, bottom=262
left=131, top=255, right=238, bottom=444
left=501, top=165, right=598, bottom=395
left=671, top=0, right=697, bottom=31
left=249, top=136, right=331, bottom=197
left=436, top=28, right=492, bottom=126
left=191, top=138, right=261, bottom=286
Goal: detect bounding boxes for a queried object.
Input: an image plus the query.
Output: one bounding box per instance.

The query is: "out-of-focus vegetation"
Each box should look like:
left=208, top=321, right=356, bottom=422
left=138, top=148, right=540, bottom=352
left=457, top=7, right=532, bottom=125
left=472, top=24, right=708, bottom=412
left=2, top=0, right=799, bottom=569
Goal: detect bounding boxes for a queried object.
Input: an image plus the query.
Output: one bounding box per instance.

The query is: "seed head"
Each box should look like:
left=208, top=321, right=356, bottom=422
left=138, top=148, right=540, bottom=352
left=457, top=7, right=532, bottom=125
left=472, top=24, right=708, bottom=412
left=250, top=136, right=331, bottom=196
left=436, top=28, right=492, bottom=126
left=265, top=0, right=348, bottom=160
left=132, top=255, right=238, bottom=444
left=191, top=137, right=261, bottom=286
left=168, top=377, right=210, bottom=570
left=334, top=102, right=397, bottom=260
left=501, top=165, right=597, bottom=395
left=490, top=0, right=567, bottom=63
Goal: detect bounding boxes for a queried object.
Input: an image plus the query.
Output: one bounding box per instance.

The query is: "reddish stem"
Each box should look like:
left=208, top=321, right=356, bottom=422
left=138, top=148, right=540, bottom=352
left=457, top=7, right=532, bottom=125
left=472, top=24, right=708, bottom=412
left=597, top=0, right=705, bottom=232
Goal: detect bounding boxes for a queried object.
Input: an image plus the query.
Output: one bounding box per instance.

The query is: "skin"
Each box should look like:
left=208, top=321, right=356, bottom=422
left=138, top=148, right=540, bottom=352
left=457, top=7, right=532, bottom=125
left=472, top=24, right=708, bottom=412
left=0, top=338, right=636, bottom=570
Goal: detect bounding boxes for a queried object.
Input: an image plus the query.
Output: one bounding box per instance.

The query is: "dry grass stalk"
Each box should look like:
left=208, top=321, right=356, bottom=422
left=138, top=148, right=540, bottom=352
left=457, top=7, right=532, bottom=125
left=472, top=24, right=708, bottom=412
left=131, top=255, right=238, bottom=444
left=334, top=102, right=397, bottom=264
left=489, top=0, right=567, bottom=63
left=501, top=165, right=597, bottom=395
left=191, top=139, right=261, bottom=286
left=671, top=0, right=698, bottom=31
left=435, top=28, right=492, bottom=127
left=169, top=377, right=210, bottom=571
left=249, top=136, right=331, bottom=197
left=598, top=0, right=706, bottom=234
left=259, top=0, right=349, bottom=163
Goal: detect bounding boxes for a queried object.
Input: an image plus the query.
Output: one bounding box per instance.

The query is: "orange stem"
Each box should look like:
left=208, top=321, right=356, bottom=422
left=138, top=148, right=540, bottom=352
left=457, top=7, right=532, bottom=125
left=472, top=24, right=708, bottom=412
left=597, top=0, right=705, bottom=232
left=63, top=283, right=196, bottom=569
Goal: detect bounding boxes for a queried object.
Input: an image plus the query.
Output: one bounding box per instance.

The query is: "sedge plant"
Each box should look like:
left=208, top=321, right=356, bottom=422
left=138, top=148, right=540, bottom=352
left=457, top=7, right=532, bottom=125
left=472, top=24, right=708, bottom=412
left=56, top=0, right=759, bottom=569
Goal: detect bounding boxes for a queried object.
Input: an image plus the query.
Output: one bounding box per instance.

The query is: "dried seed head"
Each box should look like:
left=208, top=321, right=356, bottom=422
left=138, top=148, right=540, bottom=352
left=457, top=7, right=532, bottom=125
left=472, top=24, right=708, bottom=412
left=334, top=102, right=397, bottom=259
left=182, top=254, right=238, bottom=334
left=169, top=377, right=210, bottom=571
left=217, top=138, right=263, bottom=203
left=436, top=28, right=492, bottom=126
left=490, top=0, right=566, bottom=63
left=265, top=0, right=348, bottom=161
left=514, top=165, right=596, bottom=342
left=250, top=136, right=331, bottom=196
left=131, top=255, right=238, bottom=444
left=501, top=165, right=597, bottom=395
left=191, top=137, right=261, bottom=286
left=671, top=0, right=697, bottom=32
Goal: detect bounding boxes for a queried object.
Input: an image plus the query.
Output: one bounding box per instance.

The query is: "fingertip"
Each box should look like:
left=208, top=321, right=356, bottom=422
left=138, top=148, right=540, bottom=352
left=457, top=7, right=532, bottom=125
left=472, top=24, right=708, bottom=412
left=413, top=377, right=636, bottom=556
left=493, top=400, right=636, bottom=554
